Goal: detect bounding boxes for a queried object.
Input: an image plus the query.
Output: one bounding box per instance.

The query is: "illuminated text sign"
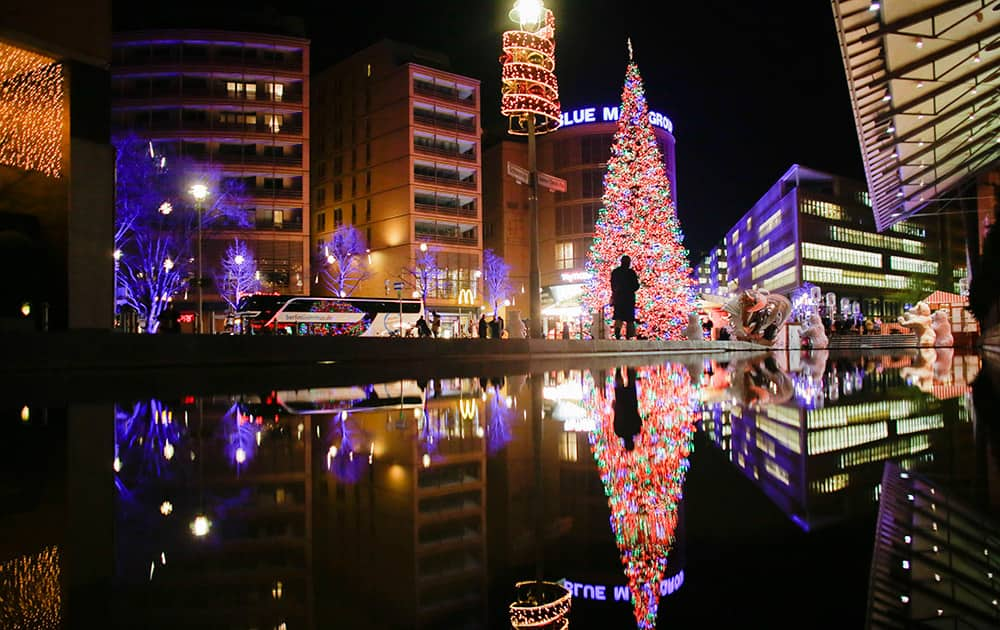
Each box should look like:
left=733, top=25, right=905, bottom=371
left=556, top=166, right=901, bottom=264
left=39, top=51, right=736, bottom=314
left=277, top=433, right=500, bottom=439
left=560, top=106, right=674, bottom=134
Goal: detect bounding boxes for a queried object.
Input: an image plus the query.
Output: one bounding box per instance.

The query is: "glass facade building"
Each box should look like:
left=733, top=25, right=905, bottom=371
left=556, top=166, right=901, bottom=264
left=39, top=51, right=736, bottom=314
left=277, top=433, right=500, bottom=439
left=723, top=165, right=967, bottom=319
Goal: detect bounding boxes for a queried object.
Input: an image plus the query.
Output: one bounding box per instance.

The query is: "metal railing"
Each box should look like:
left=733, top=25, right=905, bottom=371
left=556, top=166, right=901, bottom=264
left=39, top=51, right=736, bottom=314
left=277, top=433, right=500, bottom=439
left=414, top=173, right=477, bottom=190
left=413, top=111, right=476, bottom=133
left=414, top=202, right=478, bottom=218
left=414, top=142, right=477, bottom=161
left=414, top=81, right=476, bottom=105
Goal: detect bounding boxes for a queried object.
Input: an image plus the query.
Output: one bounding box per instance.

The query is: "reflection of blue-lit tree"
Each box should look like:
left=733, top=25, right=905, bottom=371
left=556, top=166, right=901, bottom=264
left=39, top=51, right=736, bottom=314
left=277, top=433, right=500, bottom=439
left=484, top=386, right=514, bottom=455
left=115, top=399, right=185, bottom=481
left=325, top=412, right=370, bottom=484
left=222, top=402, right=257, bottom=472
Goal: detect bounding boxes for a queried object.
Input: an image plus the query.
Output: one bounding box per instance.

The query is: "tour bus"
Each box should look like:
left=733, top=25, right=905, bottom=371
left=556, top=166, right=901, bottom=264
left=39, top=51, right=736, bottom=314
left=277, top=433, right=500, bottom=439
left=232, top=295, right=424, bottom=336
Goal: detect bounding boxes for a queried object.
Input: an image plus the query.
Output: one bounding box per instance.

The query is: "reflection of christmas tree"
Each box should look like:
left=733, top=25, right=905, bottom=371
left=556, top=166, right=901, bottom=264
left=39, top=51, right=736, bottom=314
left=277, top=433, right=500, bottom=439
left=587, top=364, right=695, bottom=629
left=583, top=55, right=695, bottom=339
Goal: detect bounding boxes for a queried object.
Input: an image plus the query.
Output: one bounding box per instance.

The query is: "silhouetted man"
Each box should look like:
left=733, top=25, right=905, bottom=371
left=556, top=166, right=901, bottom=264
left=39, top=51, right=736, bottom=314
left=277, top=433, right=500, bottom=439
left=610, top=255, right=640, bottom=340
left=613, top=366, right=642, bottom=451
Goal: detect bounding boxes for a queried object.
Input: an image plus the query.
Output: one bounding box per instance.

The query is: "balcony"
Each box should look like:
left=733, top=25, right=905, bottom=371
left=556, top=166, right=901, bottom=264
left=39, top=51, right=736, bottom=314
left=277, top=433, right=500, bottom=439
left=413, top=111, right=476, bottom=134
left=212, top=153, right=304, bottom=168
left=414, top=81, right=475, bottom=106
left=415, top=233, right=478, bottom=247
left=116, top=49, right=305, bottom=73
left=139, top=119, right=304, bottom=137
left=414, top=172, right=477, bottom=190
left=116, top=87, right=304, bottom=105
left=414, top=202, right=477, bottom=218
left=414, top=141, right=476, bottom=162
left=249, top=187, right=305, bottom=201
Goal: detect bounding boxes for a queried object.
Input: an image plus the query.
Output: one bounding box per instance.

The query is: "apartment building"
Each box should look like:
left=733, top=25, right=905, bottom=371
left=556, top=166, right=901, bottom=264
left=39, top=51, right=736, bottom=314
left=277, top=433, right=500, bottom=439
left=312, top=40, right=482, bottom=332
left=111, top=30, right=311, bottom=328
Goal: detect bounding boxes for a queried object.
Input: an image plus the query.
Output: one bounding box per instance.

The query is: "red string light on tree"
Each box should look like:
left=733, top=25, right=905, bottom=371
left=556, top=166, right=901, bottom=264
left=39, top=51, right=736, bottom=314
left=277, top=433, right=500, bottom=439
left=500, top=8, right=561, bottom=135
left=584, top=52, right=695, bottom=339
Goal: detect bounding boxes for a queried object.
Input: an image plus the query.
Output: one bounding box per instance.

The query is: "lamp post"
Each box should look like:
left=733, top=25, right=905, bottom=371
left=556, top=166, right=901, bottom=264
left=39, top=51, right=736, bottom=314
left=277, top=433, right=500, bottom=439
left=113, top=248, right=122, bottom=329
left=190, top=183, right=209, bottom=333
left=501, top=0, right=561, bottom=338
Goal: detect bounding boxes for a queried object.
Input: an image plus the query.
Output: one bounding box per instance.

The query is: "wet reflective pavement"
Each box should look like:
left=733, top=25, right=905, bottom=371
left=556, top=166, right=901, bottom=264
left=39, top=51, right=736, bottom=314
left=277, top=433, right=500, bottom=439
left=2, top=349, right=998, bottom=628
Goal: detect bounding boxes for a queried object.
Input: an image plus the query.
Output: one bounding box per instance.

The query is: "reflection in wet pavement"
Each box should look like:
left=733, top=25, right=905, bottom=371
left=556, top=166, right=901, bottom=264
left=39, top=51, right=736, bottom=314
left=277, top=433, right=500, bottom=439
left=1, top=350, right=997, bottom=628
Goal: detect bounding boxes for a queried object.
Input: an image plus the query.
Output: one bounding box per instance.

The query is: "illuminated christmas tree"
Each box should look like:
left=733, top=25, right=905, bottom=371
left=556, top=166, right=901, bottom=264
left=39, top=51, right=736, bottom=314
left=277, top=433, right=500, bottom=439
left=587, top=364, right=696, bottom=628
left=584, top=50, right=696, bottom=339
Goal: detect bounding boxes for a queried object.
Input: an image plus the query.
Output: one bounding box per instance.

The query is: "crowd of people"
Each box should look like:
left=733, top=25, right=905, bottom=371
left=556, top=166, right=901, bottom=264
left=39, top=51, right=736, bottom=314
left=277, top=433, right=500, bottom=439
left=413, top=311, right=512, bottom=338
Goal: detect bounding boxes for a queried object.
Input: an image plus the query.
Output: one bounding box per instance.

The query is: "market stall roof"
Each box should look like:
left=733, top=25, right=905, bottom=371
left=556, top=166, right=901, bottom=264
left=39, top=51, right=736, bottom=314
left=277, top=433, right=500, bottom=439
left=831, top=0, right=1000, bottom=231
left=921, top=289, right=968, bottom=304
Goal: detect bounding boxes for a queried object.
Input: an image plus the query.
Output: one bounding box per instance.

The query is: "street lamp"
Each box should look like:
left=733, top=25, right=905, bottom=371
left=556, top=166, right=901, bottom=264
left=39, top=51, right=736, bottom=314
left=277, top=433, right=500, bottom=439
left=501, top=0, right=561, bottom=338
left=189, top=183, right=209, bottom=333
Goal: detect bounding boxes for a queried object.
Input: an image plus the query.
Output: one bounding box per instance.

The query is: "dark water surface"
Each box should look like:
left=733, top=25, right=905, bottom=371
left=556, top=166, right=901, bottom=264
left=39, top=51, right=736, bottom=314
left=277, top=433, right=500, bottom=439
left=2, top=349, right=998, bottom=629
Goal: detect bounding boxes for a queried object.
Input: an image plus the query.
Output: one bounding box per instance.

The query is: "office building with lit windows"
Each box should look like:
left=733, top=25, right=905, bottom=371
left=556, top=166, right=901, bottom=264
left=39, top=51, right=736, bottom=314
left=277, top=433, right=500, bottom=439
left=696, top=240, right=728, bottom=296
left=312, top=40, right=482, bottom=331
left=111, top=30, right=312, bottom=326
left=483, top=104, right=677, bottom=334
left=724, top=165, right=967, bottom=319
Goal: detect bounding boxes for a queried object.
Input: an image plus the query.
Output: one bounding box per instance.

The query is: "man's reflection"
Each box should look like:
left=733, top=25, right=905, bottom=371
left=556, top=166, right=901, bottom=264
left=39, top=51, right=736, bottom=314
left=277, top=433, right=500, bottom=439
left=614, top=366, right=642, bottom=452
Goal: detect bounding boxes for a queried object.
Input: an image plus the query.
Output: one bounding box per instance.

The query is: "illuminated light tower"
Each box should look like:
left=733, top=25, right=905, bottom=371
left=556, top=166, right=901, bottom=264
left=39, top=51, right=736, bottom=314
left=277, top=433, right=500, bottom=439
left=501, top=0, right=562, bottom=338
left=189, top=183, right=209, bottom=333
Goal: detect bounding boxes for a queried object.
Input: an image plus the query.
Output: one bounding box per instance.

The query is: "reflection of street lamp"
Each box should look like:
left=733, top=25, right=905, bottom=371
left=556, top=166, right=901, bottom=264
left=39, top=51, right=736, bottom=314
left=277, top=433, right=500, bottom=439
left=190, top=514, right=211, bottom=537
left=190, top=184, right=209, bottom=333
left=501, top=0, right=561, bottom=338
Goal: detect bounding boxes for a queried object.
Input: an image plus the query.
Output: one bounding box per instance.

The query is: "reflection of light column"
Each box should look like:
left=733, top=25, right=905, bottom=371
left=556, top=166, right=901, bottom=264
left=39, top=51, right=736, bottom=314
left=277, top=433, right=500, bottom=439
left=113, top=249, right=122, bottom=327
left=501, top=0, right=561, bottom=338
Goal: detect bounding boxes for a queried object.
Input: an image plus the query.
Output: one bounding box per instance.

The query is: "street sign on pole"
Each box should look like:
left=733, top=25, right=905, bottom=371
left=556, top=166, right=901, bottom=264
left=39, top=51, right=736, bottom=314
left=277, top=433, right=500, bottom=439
left=537, top=171, right=567, bottom=193
left=506, top=161, right=530, bottom=185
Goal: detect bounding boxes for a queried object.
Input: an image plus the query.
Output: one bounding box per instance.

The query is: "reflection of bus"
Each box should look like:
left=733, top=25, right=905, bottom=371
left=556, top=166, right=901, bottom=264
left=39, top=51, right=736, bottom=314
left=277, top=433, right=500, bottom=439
left=233, top=295, right=423, bottom=336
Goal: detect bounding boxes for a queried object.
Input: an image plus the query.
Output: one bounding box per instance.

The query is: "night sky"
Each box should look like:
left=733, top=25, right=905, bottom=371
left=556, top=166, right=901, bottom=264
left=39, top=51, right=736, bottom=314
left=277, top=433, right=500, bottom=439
left=114, top=0, right=866, bottom=259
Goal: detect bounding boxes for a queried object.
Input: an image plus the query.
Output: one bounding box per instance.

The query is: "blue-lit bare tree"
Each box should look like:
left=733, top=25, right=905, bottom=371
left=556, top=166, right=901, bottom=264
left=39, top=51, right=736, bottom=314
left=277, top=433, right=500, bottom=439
left=482, top=248, right=512, bottom=315
left=313, top=224, right=371, bottom=297
left=402, top=245, right=439, bottom=311
left=215, top=238, right=261, bottom=312
left=113, top=133, right=248, bottom=332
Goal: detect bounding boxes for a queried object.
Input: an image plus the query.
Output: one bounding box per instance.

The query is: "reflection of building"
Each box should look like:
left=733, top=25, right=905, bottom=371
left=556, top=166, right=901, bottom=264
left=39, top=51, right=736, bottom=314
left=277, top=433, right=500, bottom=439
left=869, top=462, right=1000, bottom=627
left=312, top=40, right=483, bottom=330
left=700, top=354, right=981, bottom=530
left=112, top=400, right=315, bottom=628
left=483, top=104, right=677, bottom=335
left=1, top=1, right=113, bottom=329
left=111, top=30, right=312, bottom=320
left=319, top=378, right=488, bottom=628
left=724, top=165, right=966, bottom=319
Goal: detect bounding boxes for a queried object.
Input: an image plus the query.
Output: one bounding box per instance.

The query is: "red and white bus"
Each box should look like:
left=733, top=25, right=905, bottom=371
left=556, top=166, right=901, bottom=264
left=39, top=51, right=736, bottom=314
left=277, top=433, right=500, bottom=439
left=233, top=295, right=423, bottom=336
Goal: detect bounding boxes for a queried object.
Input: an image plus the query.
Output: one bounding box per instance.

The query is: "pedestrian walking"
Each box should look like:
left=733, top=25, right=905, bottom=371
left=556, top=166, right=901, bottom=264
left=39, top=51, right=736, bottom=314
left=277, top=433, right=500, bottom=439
left=610, top=254, right=640, bottom=340
left=431, top=311, right=441, bottom=338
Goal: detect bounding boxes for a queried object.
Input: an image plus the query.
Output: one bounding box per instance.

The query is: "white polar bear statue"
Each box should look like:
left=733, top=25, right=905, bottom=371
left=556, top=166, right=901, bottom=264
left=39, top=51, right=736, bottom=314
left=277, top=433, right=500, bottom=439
left=799, top=312, right=829, bottom=350
left=930, top=310, right=954, bottom=347
left=898, top=301, right=936, bottom=347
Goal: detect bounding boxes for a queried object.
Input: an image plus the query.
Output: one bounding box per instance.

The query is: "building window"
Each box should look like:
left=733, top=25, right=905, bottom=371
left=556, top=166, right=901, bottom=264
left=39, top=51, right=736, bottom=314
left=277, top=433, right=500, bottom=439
left=758, top=209, right=782, bottom=238
left=266, top=82, right=283, bottom=102
left=800, top=199, right=845, bottom=221
left=264, top=113, right=282, bottom=133
left=316, top=212, right=326, bottom=232
left=367, top=227, right=372, bottom=245
left=273, top=210, right=284, bottom=227
left=333, top=207, right=343, bottom=227
left=889, top=221, right=926, bottom=238
left=334, top=180, right=343, bottom=201
left=316, top=161, right=326, bottom=178
left=890, top=256, right=938, bottom=275
left=801, top=242, right=882, bottom=268
left=351, top=204, right=357, bottom=224
left=555, top=241, right=574, bottom=270
left=351, top=176, right=357, bottom=196
left=365, top=171, right=372, bottom=193
left=829, top=226, right=924, bottom=255
left=366, top=199, right=372, bottom=222
left=750, top=240, right=770, bottom=263
left=226, top=81, right=256, bottom=99
left=315, top=187, right=326, bottom=206
left=751, top=244, right=796, bottom=280
left=366, top=63, right=372, bottom=77
left=333, top=156, right=343, bottom=175
left=581, top=169, right=604, bottom=198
